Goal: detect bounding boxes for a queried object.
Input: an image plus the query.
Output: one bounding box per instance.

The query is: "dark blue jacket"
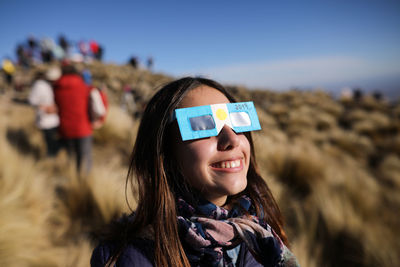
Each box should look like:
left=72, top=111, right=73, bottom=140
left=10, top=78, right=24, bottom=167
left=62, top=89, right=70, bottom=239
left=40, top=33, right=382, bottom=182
left=91, top=238, right=263, bottom=267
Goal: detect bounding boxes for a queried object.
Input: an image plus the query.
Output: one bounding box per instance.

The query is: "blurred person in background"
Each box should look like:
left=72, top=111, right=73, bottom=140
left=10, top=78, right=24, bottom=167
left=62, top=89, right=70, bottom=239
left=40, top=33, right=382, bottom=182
left=78, top=40, right=90, bottom=62
left=58, top=35, right=70, bottom=58
left=120, top=84, right=136, bottom=115
left=26, top=35, right=40, bottom=65
left=1, top=57, right=15, bottom=94
left=15, top=43, right=30, bottom=68
left=80, top=65, right=108, bottom=129
left=90, top=82, right=109, bottom=129
left=87, top=79, right=108, bottom=130
left=96, top=45, right=104, bottom=61
left=81, top=66, right=92, bottom=86
left=40, top=37, right=55, bottom=63
left=54, top=62, right=93, bottom=175
left=28, top=67, right=61, bottom=157
left=91, top=77, right=299, bottom=267
left=89, top=40, right=99, bottom=60
left=128, top=56, right=139, bottom=69
left=146, top=56, right=153, bottom=71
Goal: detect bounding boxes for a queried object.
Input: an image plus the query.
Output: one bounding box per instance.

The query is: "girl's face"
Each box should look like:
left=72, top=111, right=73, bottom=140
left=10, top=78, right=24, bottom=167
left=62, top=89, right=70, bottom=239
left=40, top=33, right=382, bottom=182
left=173, top=85, right=250, bottom=206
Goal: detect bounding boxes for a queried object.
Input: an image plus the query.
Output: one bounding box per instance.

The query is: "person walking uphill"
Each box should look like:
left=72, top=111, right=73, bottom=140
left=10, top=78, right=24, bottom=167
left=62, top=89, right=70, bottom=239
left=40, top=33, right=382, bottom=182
left=28, top=67, right=61, bottom=157
left=54, top=63, right=93, bottom=175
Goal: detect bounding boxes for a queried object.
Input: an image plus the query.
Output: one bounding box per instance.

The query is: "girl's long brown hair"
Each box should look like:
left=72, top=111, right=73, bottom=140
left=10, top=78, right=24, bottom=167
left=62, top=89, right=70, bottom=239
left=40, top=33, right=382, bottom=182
left=109, top=77, right=287, bottom=267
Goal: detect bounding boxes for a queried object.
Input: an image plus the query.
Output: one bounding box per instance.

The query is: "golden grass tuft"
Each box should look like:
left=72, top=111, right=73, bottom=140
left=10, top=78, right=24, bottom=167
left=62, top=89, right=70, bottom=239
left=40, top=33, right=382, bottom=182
left=0, top=123, right=62, bottom=266
left=93, top=104, right=137, bottom=145
left=256, top=136, right=325, bottom=198
left=54, top=162, right=133, bottom=241
left=328, top=129, right=374, bottom=160
left=378, top=154, right=400, bottom=188
left=352, top=111, right=391, bottom=135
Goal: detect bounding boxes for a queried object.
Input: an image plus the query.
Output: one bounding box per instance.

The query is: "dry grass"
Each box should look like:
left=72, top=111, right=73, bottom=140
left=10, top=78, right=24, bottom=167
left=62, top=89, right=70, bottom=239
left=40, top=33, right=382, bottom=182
left=0, top=115, right=62, bottom=266
left=328, top=128, right=375, bottom=160
left=252, top=89, right=400, bottom=266
left=255, top=136, right=326, bottom=198
left=378, top=154, right=400, bottom=187
left=53, top=158, right=134, bottom=238
left=1, top=63, right=400, bottom=266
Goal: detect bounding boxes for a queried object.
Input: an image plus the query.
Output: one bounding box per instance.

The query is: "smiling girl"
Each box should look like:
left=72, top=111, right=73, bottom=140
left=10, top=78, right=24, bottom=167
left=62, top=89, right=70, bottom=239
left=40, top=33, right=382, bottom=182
left=91, top=77, right=299, bottom=267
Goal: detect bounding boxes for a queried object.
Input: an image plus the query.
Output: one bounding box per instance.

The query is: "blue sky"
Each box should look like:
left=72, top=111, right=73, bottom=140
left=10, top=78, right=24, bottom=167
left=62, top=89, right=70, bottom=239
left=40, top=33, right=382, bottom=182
left=1, top=0, right=399, bottom=95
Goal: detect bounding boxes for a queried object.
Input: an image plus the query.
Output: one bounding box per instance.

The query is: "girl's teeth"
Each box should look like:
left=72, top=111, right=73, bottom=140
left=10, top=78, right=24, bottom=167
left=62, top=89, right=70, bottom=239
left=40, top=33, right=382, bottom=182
left=215, top=160, right=241, bottom=168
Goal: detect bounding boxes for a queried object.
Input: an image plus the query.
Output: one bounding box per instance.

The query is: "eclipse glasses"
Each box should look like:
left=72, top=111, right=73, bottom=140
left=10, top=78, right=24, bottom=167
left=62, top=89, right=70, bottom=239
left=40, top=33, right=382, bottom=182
left=175, top=101, right=261, bottom=141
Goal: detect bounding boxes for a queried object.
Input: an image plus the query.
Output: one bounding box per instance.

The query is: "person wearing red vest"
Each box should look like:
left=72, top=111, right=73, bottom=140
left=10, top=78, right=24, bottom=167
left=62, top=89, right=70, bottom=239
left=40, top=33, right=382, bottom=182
left=54, top=63, right=93, bottom=174
left=89, top=40, right=99, bottom=59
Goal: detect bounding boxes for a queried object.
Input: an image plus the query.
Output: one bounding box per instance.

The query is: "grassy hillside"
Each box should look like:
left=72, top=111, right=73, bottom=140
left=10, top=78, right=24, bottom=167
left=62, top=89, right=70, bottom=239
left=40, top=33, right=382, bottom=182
left=1, top=62, right=399, bottom=266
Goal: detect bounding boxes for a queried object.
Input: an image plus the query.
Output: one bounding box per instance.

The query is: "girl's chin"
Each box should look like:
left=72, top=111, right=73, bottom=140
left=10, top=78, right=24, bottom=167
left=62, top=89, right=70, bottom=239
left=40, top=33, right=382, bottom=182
left=205, top=187, right=247, bottom=207
left=213, top=184, right=247, bottom=198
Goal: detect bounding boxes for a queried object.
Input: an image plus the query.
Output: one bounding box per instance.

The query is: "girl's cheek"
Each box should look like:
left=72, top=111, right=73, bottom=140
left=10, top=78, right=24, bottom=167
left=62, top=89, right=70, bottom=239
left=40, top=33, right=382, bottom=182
left=188, top=140, right=214, bottom=155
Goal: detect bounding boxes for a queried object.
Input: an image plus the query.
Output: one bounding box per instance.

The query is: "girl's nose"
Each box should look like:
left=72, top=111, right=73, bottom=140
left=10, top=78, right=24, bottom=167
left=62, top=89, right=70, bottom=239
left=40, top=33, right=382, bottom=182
left=217, top=125, right=240, bottom=151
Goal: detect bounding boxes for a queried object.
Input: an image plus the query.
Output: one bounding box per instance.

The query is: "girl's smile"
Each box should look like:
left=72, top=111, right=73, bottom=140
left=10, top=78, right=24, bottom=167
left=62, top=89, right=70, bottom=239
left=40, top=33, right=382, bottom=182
left=174, top=85, right=250, bottom=206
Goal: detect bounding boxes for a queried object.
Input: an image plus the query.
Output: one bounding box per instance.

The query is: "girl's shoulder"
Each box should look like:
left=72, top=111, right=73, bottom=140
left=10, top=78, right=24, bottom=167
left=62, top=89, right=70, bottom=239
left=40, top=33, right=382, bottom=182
left=90, top=238, right=154, bottom=267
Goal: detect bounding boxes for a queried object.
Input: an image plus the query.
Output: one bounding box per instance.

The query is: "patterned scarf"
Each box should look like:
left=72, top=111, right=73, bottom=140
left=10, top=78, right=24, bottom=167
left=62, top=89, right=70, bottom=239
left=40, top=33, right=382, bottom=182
left=177, top=196, right=300, bottom=267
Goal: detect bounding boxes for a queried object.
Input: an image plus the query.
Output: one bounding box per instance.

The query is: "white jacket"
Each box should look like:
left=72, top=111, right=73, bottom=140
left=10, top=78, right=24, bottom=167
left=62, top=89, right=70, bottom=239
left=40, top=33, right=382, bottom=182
left=29, top=79, right=60, bottom=129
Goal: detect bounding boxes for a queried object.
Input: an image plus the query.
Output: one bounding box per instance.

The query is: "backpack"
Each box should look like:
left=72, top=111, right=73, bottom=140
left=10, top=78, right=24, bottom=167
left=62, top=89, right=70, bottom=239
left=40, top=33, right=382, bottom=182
left=89, top=87, right=108, bottom=128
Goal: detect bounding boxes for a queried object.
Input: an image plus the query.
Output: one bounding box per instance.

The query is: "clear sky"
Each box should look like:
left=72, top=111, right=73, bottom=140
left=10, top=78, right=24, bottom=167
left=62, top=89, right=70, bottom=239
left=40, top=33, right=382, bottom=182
left=1, top=0, right=399, bottom=96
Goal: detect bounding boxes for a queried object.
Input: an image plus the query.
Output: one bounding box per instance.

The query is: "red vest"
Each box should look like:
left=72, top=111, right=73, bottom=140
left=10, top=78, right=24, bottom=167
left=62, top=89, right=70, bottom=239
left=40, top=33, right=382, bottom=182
left=54, top=74, right=92, bottom=138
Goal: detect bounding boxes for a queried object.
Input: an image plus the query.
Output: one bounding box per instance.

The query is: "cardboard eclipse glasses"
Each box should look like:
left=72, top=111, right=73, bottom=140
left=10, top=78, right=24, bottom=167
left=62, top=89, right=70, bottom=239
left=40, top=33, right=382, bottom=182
left=175, top=101, right=261, bottom=141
